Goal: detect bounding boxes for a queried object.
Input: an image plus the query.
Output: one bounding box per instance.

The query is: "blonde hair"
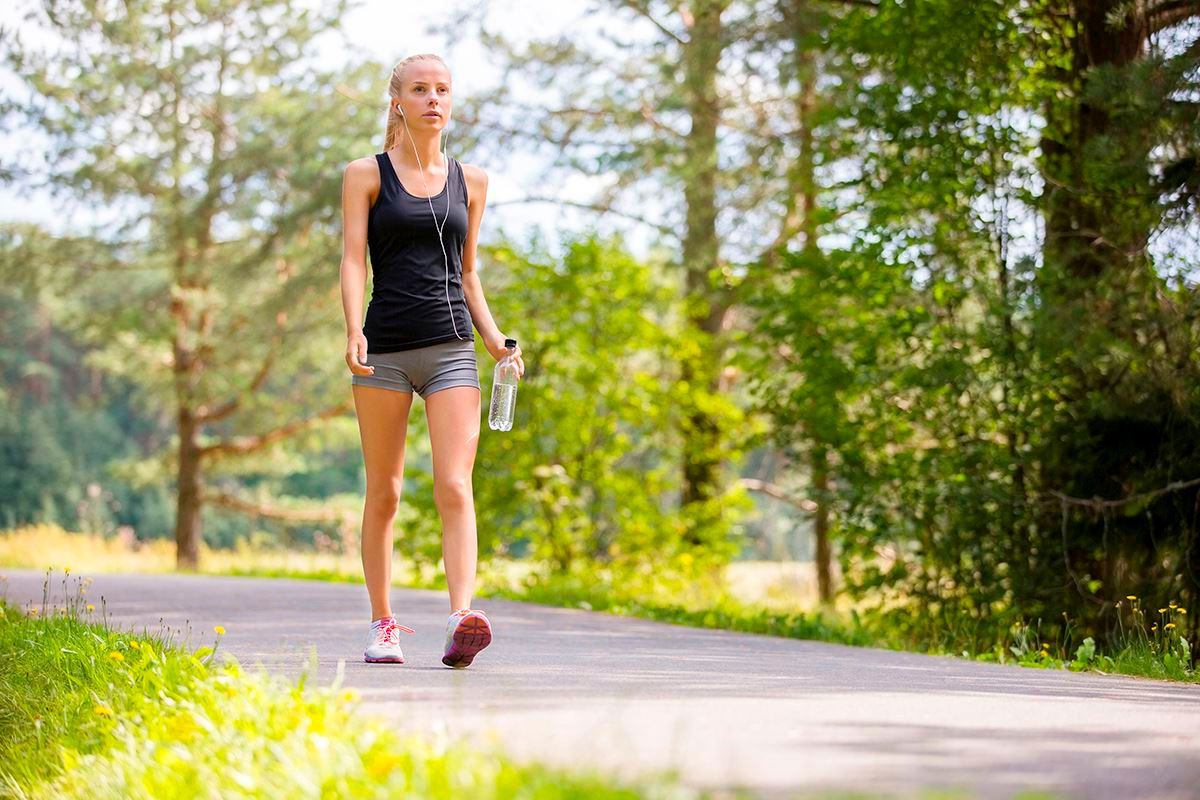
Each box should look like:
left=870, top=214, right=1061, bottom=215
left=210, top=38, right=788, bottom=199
left=384, top=54, right=450, bottom=152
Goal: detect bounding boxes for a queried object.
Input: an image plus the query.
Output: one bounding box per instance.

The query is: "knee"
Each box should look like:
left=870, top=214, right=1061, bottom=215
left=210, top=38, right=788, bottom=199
left=364, top=477, right=403, bottom=515
left=434, top=476, right=472, bottom=510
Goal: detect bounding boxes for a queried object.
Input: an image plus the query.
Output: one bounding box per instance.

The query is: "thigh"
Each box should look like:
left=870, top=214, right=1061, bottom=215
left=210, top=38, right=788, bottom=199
left=352, top=383, right=415, bottom=486
left=425, top=385, right=482, bottom=485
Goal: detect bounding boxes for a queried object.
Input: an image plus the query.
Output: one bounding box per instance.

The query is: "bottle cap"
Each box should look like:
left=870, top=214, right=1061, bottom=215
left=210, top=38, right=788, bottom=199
left=504, top=338, right=517, bottom=348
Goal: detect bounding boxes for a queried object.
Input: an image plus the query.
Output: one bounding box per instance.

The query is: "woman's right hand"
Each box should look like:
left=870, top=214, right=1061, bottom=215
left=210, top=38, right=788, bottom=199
left=346, top=330, right=375, bottom=376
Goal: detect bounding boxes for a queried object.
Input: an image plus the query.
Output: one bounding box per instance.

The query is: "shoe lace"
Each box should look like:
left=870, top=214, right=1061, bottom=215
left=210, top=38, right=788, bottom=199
left=375, top=618, right=416, bottom=646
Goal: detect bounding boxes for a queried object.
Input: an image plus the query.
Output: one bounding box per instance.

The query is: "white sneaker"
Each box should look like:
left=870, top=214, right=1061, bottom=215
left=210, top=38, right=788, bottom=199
left=441, top=609, right=492, bottom=668
left=364, top=616, right=414, bottom=664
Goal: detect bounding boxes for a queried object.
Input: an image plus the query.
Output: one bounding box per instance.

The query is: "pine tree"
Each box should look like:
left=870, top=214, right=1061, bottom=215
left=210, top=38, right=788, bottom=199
left=2, top=0, right=382, bottom=568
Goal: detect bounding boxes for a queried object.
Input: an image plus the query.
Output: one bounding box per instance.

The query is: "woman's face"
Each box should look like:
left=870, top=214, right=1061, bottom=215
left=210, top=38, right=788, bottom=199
left=397, top=61, right=452, bottom=130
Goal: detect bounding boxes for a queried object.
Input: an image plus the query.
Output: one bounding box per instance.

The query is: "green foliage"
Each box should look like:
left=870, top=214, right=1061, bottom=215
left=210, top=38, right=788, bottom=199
left=0, top=0, right=394, bottom=556
left=464, top=233, right=751, bottom=575
left=491, top=561, right=878, bottom=649
left=0, top=281, right=175, bottom=536
left=744, top=0, right=1200, bottom=653
left=2, top=0, right=1197, bottom=669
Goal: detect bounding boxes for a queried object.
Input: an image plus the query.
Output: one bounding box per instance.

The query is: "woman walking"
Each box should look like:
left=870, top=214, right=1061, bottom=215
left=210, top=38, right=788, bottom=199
left=339, top=54, right=524, bottom=668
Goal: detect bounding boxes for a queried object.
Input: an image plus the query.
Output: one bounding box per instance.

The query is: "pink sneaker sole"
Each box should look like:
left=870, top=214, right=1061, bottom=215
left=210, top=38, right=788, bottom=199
left=442, top=613, right=492, bottom=668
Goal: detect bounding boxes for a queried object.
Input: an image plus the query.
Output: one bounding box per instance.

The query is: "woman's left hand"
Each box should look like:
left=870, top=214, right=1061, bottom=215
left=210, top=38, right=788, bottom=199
left=487, top=336, right=524, bottom=379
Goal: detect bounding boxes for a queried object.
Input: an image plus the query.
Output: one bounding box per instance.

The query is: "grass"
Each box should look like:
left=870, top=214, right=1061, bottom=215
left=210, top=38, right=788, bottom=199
left=484, top=565, right=1197, bottom=683
left=2, top=525, right=1194, bottom=686
left=0, top=569, right=718, bottom=800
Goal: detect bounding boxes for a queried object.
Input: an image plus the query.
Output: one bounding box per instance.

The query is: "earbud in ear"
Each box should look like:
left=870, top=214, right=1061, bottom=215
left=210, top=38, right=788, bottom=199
left=396, top=104, right=405, bottom=117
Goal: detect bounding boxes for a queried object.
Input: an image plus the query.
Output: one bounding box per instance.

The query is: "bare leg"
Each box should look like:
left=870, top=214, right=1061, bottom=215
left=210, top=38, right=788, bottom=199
left=352, top=383, right=414, bottom=622
left=424, top=385, right=482, bottom=612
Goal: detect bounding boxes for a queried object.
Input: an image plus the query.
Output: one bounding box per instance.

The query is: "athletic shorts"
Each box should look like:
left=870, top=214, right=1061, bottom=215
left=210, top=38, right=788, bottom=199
left=351, top=338, right=481, bottom=398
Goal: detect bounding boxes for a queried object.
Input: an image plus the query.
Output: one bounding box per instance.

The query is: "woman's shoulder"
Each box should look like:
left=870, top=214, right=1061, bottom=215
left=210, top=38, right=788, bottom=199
left=343, top=155, right=383, bottom=197
left=345, top=154, right=382, bottom=178
left=456, top=159, right=488, bottom=200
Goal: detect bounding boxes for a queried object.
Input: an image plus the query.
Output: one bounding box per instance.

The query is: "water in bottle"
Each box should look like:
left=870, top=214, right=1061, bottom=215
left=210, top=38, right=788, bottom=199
left=488, top=338, right=519, bottom=431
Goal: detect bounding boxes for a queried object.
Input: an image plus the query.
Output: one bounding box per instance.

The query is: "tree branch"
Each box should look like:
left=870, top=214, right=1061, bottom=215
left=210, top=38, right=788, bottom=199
left=738, top=477, right=819, bottom=512
left=489, top=195, right=679, bottom=237
left=205, top=489, right=354, bottom=524
left=619, top=0, right=688, bottom=44
left=1046, top=475, right=1200, bottom=511
left=816, top=0, right=880, bottom=9
left=199, top=400, right=351, bottom=460
left=544, top=105, right=687, bottom=140
left=1148, top=0, right=1200, bottom=34
left=194, top=359, right=272, bottom=424
left=194, top=316, right=288, bottom=424
left=639, top=100, right=688, bottom=140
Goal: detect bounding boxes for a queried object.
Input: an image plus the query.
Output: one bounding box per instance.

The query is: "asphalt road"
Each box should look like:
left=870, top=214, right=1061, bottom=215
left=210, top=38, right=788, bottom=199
left=3, top=569, right=1198, bottom=799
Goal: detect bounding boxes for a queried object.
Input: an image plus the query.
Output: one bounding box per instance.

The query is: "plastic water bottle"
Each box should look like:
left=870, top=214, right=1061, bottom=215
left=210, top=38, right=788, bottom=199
left=488, top=338, right=519, bottom=431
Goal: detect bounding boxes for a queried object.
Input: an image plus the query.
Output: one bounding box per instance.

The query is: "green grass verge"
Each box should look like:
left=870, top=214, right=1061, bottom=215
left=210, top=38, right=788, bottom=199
left=490, top=570, right=1197, bottom=683
left=0, top=574, right=715, bottom=800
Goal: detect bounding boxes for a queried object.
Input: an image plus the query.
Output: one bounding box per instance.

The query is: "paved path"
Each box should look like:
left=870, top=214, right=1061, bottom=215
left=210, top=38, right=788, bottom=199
left=3, top=570, right=1199, bottom=799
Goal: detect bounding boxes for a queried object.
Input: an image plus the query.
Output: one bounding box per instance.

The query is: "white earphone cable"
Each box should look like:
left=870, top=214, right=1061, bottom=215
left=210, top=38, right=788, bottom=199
left=399, top=105, right=463, bottom=341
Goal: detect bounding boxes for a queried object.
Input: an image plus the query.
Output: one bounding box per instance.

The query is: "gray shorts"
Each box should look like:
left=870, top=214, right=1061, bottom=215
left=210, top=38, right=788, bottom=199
left=351, top=338, right=481, bottom=398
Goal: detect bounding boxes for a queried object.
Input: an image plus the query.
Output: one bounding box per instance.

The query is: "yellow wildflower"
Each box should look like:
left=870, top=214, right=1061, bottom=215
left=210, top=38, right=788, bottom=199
left=64, top=567, right=71, bottom=575
left=1159, top=608, right=1167, bottom=614
left=93, top=705, right=112, bottom=717
left=29, top=608, right=39, bottom=616
left=109, top=651, right=124, bottom=662
left=129, top=641, right=140, bottom=651
left=1165, top=623, right=1177, bottom=630
left=86, top=604, right=95, bottom=612
left=214, top=625, right=225, bottom=636
left=366, top=752, right=402, bottom=780
left=339, top=688, right=361, bottom=704
left=1169, top=601, right=1178, bottom=609
left=1126, top=595, right=1137, bottom=601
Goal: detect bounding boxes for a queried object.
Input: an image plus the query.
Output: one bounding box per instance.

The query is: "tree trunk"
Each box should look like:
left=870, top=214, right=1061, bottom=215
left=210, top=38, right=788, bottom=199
left=175, top=409, right=202, bottom=570
left=1042, top=0, right=1150, bottom=286
left=812, top=445, right=833, bottom=602
left=793, top=14, right=835, bottom=602
left=679, top=0, right=732, bottom=541
left=1037, top=0, right=1180, bottom=609
left=994, top=162, right=1028, bottom=563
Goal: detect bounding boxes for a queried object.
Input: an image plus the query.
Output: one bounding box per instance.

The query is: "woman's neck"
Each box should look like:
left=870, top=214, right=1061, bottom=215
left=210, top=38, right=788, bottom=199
left=392, top=134, right=445, bottom=175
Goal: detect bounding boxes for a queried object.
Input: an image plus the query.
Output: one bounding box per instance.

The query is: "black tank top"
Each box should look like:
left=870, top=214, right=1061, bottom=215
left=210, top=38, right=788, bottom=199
left=362, top=152, right=474, bottom=353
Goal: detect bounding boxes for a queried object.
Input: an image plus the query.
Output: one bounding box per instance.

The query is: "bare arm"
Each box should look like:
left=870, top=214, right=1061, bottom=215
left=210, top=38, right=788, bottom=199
left=340, top=158, right=376, bottom=376
left=462, top=163, right=524, bottom=379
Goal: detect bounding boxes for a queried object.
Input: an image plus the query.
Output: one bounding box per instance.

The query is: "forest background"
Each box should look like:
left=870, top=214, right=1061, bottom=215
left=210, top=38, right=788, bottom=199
left=1, top=0, right=1197, bottom=662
